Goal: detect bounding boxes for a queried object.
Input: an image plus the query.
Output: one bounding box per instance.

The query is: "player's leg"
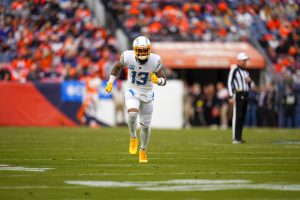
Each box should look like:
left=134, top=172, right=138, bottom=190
left=138, top=101, right=153, bottom=163
left=125, top=91, right=140, bottom=154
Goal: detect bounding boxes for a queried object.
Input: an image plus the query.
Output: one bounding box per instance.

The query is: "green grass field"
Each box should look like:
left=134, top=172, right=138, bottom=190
left=0, top=127, right=300, bottom=200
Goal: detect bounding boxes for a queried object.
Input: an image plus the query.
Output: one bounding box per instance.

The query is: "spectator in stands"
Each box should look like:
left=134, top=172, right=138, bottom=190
left=263, top=84, right=277, bottom=127
left=112, top=81, right=126, bottom=126
left=183, top=83, right=194, bottom=129
left=26, top=63, right=41, bottom=81
left=204, top=83, right=219, bottom=128
left=0, top=65, right=11, bottom=81
left=216, top=82, right=229, bottom=129
left=282, top=85, right=297, bottom=128
left=191, top=83, right=206, bottom=126
left=0, top=0, right=119, bottom=83
left=257, top=85, right=266, bottom=127
left=245, top=84, right=258, bottom=127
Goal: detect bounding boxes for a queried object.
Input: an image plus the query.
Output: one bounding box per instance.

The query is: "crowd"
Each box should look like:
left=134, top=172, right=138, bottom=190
left=0, top=0, right=120, bottom=82
left=107, top=0, right=256, bottom=42
left=107, top=0, right=300, bottom=84
left=0, top=0, right=299, bottom=128
left=183, top=82, right=298, bottom=128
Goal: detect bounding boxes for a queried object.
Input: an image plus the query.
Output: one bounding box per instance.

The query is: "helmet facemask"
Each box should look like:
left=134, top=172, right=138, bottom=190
left=133, top=45, right=151, bottom=60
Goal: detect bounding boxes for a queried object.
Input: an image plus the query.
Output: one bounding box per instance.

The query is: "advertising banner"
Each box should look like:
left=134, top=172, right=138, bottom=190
left=152, top=42, right=265, bottom=69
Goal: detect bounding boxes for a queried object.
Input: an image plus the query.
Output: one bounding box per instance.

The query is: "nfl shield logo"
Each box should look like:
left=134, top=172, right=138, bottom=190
left=129, top=65, right=135, bottom=70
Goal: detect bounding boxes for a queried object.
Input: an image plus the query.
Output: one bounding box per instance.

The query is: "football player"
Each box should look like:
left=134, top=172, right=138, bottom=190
left=105, top=36, right=167, bottom=163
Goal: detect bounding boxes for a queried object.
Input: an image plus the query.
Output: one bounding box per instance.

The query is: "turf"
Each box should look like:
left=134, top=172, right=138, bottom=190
left=0, top=127, right=299, bottom=200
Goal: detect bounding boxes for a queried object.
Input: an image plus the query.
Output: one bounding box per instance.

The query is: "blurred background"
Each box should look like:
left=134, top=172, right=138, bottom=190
left=0, top=0, right=299, bottom=129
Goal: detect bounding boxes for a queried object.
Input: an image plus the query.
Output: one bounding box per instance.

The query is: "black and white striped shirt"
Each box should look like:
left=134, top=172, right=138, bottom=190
left=227, top=64, right=250, bottom=97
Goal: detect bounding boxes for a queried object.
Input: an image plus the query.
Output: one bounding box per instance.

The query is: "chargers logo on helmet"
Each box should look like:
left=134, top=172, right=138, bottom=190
left=132, top=36, right=151, bottom=61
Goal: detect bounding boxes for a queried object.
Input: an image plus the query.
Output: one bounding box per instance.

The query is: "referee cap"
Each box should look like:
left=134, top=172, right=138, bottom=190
left=237, top=52, right=249, bottom=61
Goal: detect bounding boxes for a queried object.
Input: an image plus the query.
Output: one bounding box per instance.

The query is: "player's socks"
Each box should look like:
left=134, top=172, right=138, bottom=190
left=139, top=149, right=148, bottom=163
left=140, top=125, right=151, bottom=150
left=128, top=112, right=138, bottom=138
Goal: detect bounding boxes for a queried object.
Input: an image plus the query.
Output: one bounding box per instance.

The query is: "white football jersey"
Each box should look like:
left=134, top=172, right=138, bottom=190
left=121, top=50, right=162, bottom=102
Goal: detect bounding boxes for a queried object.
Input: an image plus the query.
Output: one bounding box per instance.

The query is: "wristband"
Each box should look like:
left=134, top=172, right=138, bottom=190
left=157, top=78, right=166, bottom=86
left=108, top=75, right=116, bottom=83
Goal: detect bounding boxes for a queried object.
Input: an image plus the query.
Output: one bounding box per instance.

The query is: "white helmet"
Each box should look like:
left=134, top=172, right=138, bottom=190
left=132, top=36, right=151, bottom=60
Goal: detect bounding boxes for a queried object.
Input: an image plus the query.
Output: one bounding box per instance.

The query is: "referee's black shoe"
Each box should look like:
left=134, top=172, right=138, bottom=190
left=232, top=140, right=246, bottom=144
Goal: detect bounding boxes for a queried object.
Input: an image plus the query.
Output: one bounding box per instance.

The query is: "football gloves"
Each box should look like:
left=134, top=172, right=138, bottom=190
left=150, top=72, right=159, bottom=84
left=105, top=82, right=113, bottom=93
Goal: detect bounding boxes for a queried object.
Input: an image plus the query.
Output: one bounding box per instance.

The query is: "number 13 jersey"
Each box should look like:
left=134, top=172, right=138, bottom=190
left=121, top=50, right=162, bottom=102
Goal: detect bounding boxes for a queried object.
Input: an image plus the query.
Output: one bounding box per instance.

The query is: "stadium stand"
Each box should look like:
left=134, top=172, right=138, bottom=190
left=103, top=0, right=300, bottom=127
left=105, top=0, right=299, bottom=79
left=0, top=0, right=119, bottom=82
left=0, top=0, right=299, bottom=127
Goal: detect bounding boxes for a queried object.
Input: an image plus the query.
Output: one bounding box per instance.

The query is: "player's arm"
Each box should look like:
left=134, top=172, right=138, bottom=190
left=151, top=67, right=167, bottom=86
left=105, top=58, right=125, bottom=93
left=150, top=58, right=167, bottom=86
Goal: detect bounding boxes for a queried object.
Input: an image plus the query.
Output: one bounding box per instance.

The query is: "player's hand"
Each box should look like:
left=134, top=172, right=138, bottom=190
left=105, top=82, right=113, bottom=93
left=229, top=98, right=235, bottom=104
left=150, top=72, right=158, bottom=84
left=245, top=77, right=251, bottom=83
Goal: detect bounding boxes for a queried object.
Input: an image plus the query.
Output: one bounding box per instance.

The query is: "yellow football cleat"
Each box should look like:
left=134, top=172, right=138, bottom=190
left=139, top=149, right=148, bottom=163
left=129, top=137, right=138, bottom=155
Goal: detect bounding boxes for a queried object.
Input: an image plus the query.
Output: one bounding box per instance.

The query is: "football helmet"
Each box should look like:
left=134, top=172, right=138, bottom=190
left=132, top=36, right=151, bottom=60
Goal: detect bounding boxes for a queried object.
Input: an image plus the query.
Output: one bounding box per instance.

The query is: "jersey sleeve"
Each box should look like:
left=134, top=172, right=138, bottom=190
left=154, top=56, right=163, bottom=72
left=120, top=51, right=127, bottom=66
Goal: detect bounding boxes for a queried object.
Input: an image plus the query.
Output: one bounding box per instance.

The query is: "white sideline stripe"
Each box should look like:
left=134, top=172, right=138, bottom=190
left=65, top=179, right=300, bottom=191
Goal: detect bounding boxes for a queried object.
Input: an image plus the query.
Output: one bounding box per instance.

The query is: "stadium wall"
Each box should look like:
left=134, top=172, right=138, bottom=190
left=0, top=81, right=184, bottom=128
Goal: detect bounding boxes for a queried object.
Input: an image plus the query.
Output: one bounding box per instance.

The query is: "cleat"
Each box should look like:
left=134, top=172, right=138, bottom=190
left=139, top=149, right=148, bottom=163
left=129, top=137, right=138, bottom=155
left=232, top=140, right=245, bottom=144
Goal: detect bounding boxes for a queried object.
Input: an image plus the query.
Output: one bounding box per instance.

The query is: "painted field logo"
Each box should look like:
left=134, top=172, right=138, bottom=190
left=65, top=179, right=300, bottom=191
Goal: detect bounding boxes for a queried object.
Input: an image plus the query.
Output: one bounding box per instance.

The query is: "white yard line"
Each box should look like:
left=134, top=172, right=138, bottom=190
left=0, top=159, right=53, bottom=161
left=0, top=186, right=83, bottom=190
left=0, top=164, right=53, bottom=172
left=1, top=179, right=300, bottom=192
left=65, top=179, right=300, bottom=191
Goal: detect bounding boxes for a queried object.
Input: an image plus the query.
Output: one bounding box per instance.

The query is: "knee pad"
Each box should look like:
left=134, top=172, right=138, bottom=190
left=140, top=116, right=151, bottom=127
left=128, top=112, right=138, bottom=121
left=140, top=123, right=150, bottom=133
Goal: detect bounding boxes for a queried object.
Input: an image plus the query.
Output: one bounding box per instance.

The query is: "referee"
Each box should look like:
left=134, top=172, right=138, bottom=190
left=227, top=52, right=252, bottom=144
